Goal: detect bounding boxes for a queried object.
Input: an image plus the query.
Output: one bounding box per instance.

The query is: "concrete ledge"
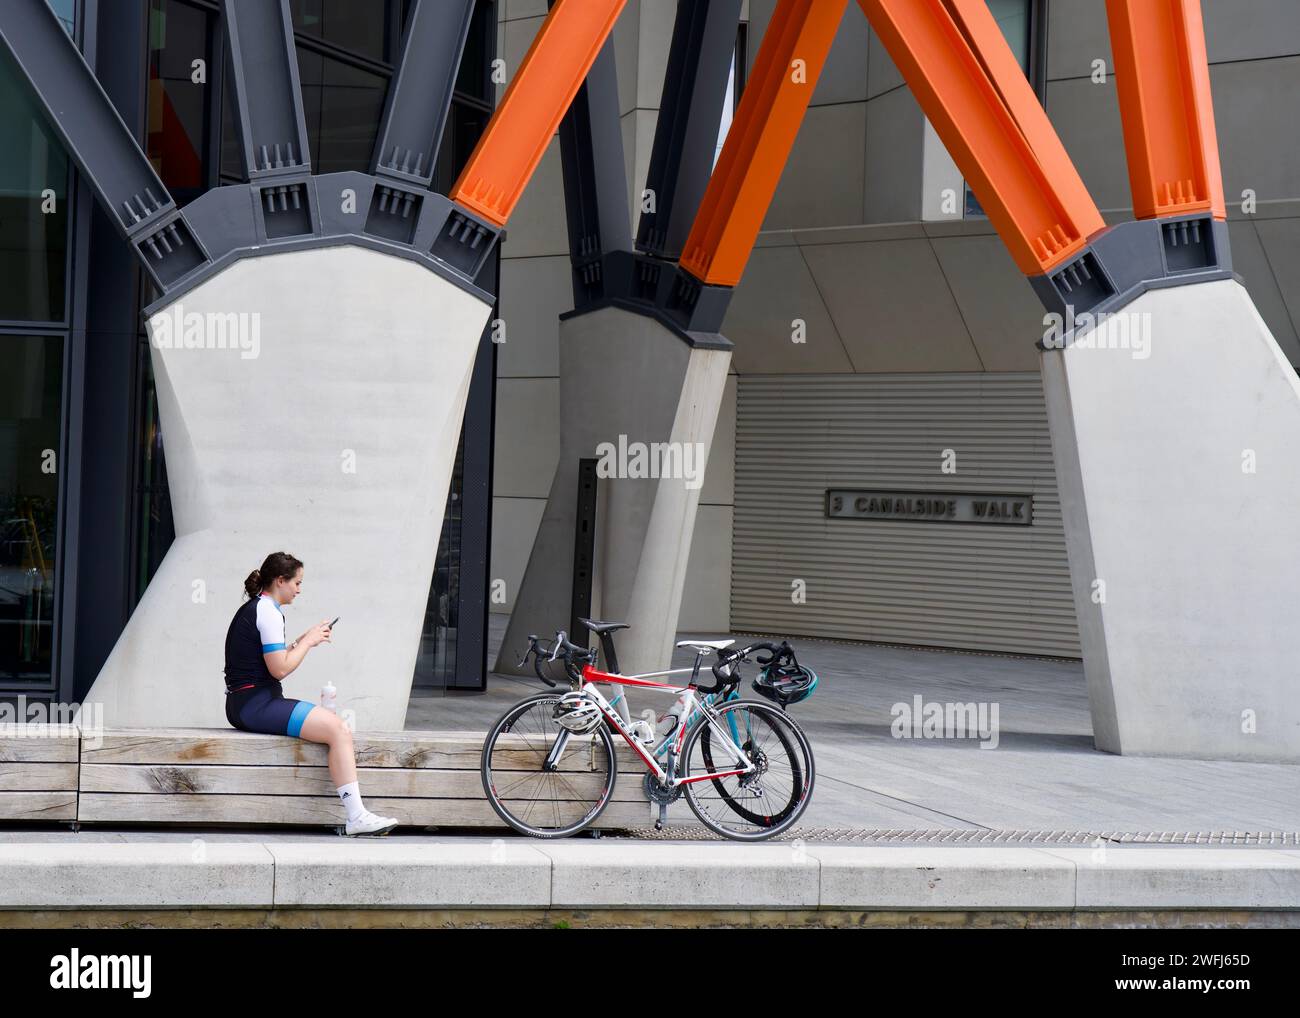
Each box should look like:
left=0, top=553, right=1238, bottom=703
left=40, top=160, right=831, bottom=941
left=540, top=842, right=821, bottom=909
left=1040, top=848, right=1300, bottom=909
left=0, top=844, right=274, bottom=909
left=267, top=842, right=552, bottom=908
left=1, top=841, right=1298, bottom=914
left=814, top=847, right=1076, bottom=909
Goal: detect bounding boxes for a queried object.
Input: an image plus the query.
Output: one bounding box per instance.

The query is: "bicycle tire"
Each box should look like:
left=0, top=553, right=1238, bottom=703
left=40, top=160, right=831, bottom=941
left=480, top=692, right=618, bottom=838
left=682, top=700, right=814, bottom=841
left=701, top=699, right=811, bottom=829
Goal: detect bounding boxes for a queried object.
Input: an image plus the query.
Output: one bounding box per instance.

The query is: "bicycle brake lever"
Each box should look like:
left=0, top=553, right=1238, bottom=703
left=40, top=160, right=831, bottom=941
left=516, top=635, right=542, bottom=668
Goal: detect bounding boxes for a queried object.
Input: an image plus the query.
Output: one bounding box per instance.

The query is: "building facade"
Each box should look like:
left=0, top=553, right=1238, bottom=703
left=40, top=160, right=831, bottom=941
left=491, top=0, right=1300, bottom=661
left=0, top=0, right=498, bottom=708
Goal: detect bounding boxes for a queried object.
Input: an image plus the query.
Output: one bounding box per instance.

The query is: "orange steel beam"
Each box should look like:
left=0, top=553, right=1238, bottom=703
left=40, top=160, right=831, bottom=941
left=1105, top=0, right=1225, bottom=221
left=451, top=0, right=625, bottom=227
left=679, top=0, right=848, bottom=287
left=859, top=0, right=1104, bottom=276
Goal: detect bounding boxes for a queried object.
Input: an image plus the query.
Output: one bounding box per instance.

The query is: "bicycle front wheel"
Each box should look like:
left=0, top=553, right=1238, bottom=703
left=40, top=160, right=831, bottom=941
left=480, top=692, right=618, bottom=838
left=681, top=700, right=814, bottom=840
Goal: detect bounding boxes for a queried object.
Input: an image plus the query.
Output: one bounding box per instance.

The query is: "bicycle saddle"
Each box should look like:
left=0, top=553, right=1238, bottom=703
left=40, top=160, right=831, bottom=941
left=676, top=638, right=735, bottom=652
left=579, top=618, right=629, bottom=635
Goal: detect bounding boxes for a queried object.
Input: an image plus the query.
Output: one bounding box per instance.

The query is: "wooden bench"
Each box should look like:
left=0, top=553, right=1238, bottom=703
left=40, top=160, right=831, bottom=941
left=0, top=724, right=79, bottom=822
left=74, top=727, right=654, bottom=831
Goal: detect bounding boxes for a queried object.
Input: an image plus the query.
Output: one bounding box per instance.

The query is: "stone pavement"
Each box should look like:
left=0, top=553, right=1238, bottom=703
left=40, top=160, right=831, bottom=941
left=404, top=617, right=1300, bottom=834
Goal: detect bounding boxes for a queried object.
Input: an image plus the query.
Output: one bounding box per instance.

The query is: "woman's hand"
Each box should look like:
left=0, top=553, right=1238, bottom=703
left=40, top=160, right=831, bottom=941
left=299, top=621, right=333, bottom=649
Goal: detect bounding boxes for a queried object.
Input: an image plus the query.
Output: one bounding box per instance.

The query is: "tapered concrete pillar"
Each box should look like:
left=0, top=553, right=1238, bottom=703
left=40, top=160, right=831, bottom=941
left=1041, top=277, right=1300, bottom=761
left=498, top=305, right=730, bottom=677
left=78, top=246, right=492, bottom=731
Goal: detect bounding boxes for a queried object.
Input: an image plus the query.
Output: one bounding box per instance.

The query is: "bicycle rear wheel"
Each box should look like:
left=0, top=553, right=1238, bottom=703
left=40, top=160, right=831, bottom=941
left=682, top=700, right=814, bottom=840
left=481, top=692, right=618, bottom=838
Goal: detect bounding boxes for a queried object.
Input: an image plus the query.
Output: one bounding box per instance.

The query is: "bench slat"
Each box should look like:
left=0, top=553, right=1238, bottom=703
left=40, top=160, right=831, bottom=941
left=0, top=791, right=77, bottom=821
left=81, top=763, right=645, bottom=801
left=0, top=725, right=80, bottom=763
left=76, top=793, right=666, bottom=828
left=81, top=729, right=608, bottom=769
left=0, top=762, right=79, bottom=792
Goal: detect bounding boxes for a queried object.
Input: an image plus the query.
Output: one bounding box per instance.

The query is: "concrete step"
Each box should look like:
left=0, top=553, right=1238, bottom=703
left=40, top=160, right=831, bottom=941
left=0, top=839, right=1297, bottom=912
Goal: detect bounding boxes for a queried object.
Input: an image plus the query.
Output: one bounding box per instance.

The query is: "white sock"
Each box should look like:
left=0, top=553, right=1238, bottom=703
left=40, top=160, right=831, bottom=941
left=337, top=781, right=366, bottom=823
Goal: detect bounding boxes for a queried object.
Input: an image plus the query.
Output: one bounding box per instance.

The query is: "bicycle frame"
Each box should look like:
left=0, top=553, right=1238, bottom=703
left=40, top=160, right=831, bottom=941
left=597, top=669, right=742, bottom=761
left=541, top=662, right=756, bottom=787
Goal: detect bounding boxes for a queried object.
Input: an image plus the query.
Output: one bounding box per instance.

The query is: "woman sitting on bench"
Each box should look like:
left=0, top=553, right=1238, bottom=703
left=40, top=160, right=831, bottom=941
left=223, top=551, right=398, bottom=837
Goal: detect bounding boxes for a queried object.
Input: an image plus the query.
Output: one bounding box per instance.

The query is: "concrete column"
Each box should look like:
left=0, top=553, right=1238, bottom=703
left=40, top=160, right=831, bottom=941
left=79, top=245, right=492, bottom=731
left=497, top=305, right=730, bottom=677
left=1040, top=277, right=1300, bottom=762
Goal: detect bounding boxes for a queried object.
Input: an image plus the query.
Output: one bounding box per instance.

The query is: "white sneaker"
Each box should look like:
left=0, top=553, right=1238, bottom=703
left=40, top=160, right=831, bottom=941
left=343, top=810, right=399, bottom=837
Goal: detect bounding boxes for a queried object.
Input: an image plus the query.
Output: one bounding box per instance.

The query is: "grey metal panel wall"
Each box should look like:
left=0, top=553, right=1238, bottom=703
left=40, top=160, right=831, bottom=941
left=732, top=373, right=1081, bottom=658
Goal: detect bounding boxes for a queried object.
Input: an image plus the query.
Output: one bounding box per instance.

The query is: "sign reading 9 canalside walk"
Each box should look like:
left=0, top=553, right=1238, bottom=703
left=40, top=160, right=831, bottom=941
left=825, top=490, right=1032, bottom=526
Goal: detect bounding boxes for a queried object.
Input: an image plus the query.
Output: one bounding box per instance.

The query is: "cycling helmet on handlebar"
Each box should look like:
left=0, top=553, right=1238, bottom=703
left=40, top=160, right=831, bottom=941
left=752, top=651, right=818, bottom=707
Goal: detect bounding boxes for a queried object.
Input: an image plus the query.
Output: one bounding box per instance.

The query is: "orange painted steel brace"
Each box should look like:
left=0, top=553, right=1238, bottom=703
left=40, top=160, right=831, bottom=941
left=451, top=0, right=625, bottom=228
left=448, top=0, right=1227, bottom=301
left=1106, top=0, right=1226, bottom=221
left=680, top=0, right=849, bottom=288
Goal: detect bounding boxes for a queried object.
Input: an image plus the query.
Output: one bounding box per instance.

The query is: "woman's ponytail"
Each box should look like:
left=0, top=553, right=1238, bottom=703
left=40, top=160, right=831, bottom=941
left=244, top=552, right=303, bottom=599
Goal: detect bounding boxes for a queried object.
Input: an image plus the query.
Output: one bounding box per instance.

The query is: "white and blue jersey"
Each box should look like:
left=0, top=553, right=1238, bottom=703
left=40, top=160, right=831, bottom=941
left=223, top=593, right=287, bottom=688
left=223, top=592, right=316, bottom=738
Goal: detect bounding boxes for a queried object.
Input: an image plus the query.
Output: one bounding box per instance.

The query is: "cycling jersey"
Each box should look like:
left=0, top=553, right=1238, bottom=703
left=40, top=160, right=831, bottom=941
left=223, top=593, right=287, bottom=690
left=223, top=592, right=316, bottom=737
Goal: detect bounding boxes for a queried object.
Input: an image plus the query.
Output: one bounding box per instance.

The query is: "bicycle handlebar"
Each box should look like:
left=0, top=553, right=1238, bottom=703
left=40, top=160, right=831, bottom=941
left=521, top=631, right=596, bottom=687
left=709, top=640, right=796, bottom=687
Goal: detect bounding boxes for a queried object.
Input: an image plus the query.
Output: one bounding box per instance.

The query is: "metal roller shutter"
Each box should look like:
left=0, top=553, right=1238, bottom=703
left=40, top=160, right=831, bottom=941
left=732, top=372, right=1080, bottom=658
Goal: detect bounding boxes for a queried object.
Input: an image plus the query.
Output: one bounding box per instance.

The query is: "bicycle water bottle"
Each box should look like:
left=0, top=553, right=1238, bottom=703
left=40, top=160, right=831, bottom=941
left=321, top=681, right=337, bottom=713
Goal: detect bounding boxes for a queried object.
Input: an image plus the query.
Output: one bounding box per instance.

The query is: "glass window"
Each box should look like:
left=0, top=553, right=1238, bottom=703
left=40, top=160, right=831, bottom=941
left=147, top=0, right=216, bottom=201
left=290, top=0, right=393, bottom=64
left=0, top=48, right=70, bottom=323
left=714, top=53, right=736, bottom=169
left=454, top=0, right=493, bottom=102
left=0, top=334, right=62, bottom=684
left=133, top=347, right=174, bottom=603
left=296, top=47, right=389, bottom=174
left=414, top=438, right=463, bottom=690
left=47, top=0, right=76, bottom=37
left=713, top=25, right=746, bottom=170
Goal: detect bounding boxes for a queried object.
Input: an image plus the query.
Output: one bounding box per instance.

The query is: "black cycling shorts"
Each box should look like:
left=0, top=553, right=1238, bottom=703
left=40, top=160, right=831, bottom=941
left=225, top=683, right=316, bottom=737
